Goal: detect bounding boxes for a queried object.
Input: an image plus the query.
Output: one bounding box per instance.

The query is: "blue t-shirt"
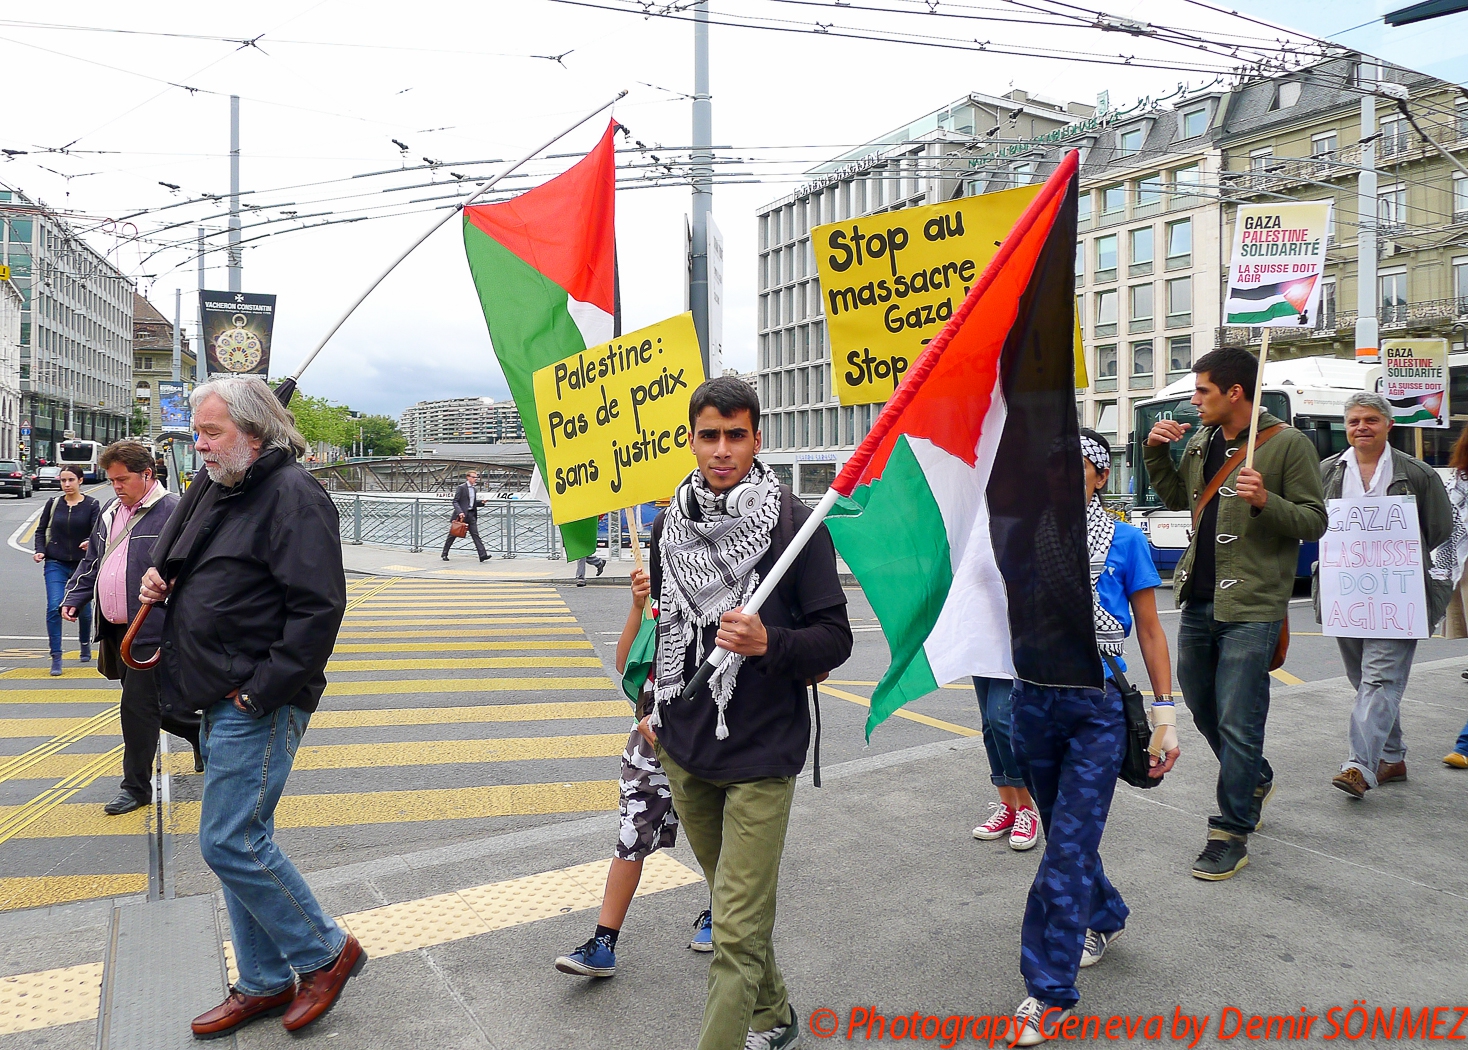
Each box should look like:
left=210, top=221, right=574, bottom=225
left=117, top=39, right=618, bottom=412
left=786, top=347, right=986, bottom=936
left=1097, top=520, right=1162, bottom=679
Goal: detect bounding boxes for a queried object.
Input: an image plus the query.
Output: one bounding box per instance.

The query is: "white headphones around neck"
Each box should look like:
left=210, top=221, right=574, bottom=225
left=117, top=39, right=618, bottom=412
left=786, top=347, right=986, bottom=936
left=677, top=475, right=761, bottom=520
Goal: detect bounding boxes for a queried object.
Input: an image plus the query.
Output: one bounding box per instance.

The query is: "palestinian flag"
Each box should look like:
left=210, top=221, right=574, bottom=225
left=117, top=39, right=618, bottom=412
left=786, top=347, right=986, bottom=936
left=825, top=150, right=1099, bottom=738
left=463, top=121, right=618, bottom=560
left=1385, top=390, right=1446, bottom=425
left=1224, top=276, right=1317, bottom=325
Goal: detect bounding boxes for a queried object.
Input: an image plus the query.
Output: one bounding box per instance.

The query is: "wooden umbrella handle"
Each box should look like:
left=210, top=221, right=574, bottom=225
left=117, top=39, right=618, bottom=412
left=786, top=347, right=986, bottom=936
left=119, top=602, right=161, bottom=670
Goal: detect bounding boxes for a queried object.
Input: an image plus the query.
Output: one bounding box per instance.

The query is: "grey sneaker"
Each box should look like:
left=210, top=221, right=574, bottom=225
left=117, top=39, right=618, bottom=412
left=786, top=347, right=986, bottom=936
left=1013, top=997, right=1072, bottom=1046
left=1249, top=780, right=1276, bottom=830
left=1192, top=831, right=1248, bottom=881
left=745, top=1008, right=800, bottom=1049
left=1079, top=926, right=1124, bottom=968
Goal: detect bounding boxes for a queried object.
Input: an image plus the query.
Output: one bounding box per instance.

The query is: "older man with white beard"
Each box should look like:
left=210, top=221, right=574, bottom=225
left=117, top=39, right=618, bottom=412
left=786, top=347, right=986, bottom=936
left=138, top=376, right=359, bottom=1040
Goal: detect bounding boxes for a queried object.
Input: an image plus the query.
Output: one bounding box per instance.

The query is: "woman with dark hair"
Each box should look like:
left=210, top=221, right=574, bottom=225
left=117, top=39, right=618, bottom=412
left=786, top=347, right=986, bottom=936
left=1438, top=426, right=1468, bottom=768
left=33, top=465, right=100, bottom=676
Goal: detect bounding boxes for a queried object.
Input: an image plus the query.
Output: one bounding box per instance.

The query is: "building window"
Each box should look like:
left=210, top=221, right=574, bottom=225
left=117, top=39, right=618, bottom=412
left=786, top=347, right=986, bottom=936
left=1172, top=164, right=1200, bottom=199
left=1311, top=131, right=1338, bottom=157
left=1095, top=235, right=1117, bottom=282
left=1379, top=184, right=1407, bottom=233
left=1165, top=218, right=1191, bottom=269
left=1168, top=335, right=1192, bottom=375
left=1136, top=174, right=1162, bottom=212
left=1380, top=114, right=1410, bottom=157
left=1182, top=107, right=1208, bottom=138
left=1454, top=257, right=1468, bottom=313
left=1380, top=269, right=1408, bottom=324
left=1095, top=290, right=1118, bottom=337
left=1096, top=345, right=1118, bottom=380
left=1118, top=128, right=1144, bottom=157
left=1077, top=191, right=1093, bottom=226
left=1095, top=400, right=1118, bottom=437
left=1166, top=277, right=1192, bottom=328
left=1101, top=185, right=1126, bottom=215
left=1130, top=340, right=1154, bottom=386
left=1129, top=284, right=1154, bottom=334
left=1075, top=244, right=1084, bottom=283
left=1129, top=227, right=1153, bottom=276
left=1317, top=279, right=1337, bottom=329
left=1076, top=294, right=1084, bottom=329
left=1455, top=175, right=1468, bottom=223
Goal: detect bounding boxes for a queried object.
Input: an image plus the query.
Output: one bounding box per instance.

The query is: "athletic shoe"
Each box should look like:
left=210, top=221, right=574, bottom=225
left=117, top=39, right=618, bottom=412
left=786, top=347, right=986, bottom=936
left=1079, top=926, right=1124, bottom=969
left=745, top=1007, right=800, bottom=1049
left=1013, top=997, right=1071, bottom=1047
left=690, top=909, right=713, bottom=952
left=1444, top=752, right=1468, bottom=769
left=593, top=558, right=606, bottom=577
left=1332, top=767, right=1369, bottom=799
left=554, top=935, right=616, bottom=977
left=1192, top=831, right=1248, bottom=881
left=972, top=802, right=1016, bottom=840
left=1249, top=780, right=1276, bottom=830
left=1009, top=807, right=1040, bottom=851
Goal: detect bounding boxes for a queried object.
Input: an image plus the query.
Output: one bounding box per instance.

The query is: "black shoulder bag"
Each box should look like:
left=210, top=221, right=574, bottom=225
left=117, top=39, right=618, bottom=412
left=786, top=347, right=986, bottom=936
left=1101, top=652, right=1161, bottom=789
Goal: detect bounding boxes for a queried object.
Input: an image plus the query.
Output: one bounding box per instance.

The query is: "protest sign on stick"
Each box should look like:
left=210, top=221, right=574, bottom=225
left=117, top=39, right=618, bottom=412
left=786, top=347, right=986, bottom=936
left=1319, top=495, right=1429, bottom=639
left=533, top=312, right=706, bottom=525
left=1383, top=337, right=1449, bottom=430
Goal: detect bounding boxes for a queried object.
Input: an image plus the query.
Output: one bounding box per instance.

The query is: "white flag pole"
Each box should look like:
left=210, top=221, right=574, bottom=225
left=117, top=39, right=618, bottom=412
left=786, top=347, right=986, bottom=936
left=1245, top=327, right=1271, bottom=471
left=679, top=486, right=841, bottom=700
left=279, top=89, right=628, bottom=395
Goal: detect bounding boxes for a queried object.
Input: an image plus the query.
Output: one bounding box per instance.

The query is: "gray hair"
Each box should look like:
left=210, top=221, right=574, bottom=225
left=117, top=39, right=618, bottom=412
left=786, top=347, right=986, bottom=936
left=1343, top=391, right=1394, bottom=421
left=190, top=375, right=307, bottom=457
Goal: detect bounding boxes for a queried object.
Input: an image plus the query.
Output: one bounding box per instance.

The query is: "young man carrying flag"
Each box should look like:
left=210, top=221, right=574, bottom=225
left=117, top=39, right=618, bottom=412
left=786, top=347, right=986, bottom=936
left=642, top=376, right=852, bottom=1050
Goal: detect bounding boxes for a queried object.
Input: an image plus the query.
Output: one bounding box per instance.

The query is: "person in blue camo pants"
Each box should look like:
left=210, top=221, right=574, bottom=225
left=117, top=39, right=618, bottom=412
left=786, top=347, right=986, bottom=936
left=1007, top=431, right=1179, bottom=1047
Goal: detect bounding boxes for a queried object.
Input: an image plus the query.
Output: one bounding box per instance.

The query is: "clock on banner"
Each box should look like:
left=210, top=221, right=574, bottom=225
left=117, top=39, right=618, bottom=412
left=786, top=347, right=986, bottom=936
left=199, top=290, right=277, bottom=377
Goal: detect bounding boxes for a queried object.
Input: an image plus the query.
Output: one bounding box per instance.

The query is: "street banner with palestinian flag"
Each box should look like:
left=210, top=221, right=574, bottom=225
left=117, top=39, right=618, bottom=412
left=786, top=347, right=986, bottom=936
left=463, top=121, right=618, bottom=560
left=825, top=150, right=1100, bottom=738
left=1224, top=200, right=1332, bottom=327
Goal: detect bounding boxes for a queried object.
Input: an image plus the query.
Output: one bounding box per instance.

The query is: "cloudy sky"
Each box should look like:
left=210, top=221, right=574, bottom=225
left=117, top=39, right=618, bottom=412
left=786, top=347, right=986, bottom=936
left=0, top=0, right=1379, bottom=418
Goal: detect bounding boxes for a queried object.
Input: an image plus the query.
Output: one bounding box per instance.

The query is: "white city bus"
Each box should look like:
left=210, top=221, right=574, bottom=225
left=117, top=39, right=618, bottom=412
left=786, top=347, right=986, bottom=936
left=57, top=439, right=105, bottom=483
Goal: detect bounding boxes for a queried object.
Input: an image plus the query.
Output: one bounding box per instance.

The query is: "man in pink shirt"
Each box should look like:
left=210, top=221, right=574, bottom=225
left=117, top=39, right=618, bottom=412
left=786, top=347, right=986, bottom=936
left=63, top=440, right=194, bottom=815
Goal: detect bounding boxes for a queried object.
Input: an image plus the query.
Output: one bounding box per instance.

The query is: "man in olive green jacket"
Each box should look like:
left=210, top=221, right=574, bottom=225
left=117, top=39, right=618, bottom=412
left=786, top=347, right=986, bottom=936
left=1143, top=347, right=1326, bottom=881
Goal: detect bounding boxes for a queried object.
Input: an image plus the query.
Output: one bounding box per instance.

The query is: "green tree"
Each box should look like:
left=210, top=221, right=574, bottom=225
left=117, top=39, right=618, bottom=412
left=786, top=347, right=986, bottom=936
left=356, top=415, right=407, bottom=457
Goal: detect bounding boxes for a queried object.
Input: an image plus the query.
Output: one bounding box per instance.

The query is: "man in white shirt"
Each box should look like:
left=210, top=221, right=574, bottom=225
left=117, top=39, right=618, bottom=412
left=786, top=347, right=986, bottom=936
left=1314, top=392, right=1453, bottom=798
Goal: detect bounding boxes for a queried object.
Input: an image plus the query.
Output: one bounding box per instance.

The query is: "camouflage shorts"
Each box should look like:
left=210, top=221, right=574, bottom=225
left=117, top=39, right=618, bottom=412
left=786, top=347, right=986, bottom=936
left=617, top=727, right=679, bottom=861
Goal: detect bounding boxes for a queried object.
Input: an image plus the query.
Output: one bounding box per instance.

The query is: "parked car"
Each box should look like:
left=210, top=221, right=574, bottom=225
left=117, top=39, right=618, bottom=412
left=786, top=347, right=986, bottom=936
left=0, top=461, right=32, bottom=498
left=34, top=466, right=62, bottom=490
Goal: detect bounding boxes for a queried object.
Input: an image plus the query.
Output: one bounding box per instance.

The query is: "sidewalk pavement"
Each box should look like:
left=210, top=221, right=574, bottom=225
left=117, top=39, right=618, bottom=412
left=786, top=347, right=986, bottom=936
left=5, top=659, right=1467, bottom=1048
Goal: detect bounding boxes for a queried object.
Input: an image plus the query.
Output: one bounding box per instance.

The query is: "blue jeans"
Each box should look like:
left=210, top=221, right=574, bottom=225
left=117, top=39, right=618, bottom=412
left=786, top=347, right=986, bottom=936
left=972, top=677, right=1025, bottom=788
left=199, top=701, right=345, bottom=996
left=43, top=559, right=91, bottom=657
left=1011, top=681, right=1129, bottom=1009
left=1177, top=601, right=1278, bottom=837
left=1454, top=718, right=1468, bottom=757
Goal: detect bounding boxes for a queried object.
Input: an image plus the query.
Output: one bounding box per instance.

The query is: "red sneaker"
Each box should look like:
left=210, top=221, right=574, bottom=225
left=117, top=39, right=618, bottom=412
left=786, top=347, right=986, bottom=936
left=972, top=803, right=1016, bottom=840
left=1009, top=807, right=1040, bottom=851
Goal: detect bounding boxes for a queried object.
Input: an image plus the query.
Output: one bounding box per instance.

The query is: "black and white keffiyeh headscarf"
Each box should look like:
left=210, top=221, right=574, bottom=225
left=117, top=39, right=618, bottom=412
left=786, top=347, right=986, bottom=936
left=1080, top=437, right=1125, bottom=656
left=652, top=459, right=782, bottom=740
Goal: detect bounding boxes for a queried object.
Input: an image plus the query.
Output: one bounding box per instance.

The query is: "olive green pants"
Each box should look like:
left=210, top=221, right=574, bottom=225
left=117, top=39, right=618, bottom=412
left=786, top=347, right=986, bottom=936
left=657, top=744, right=796, bottom=1050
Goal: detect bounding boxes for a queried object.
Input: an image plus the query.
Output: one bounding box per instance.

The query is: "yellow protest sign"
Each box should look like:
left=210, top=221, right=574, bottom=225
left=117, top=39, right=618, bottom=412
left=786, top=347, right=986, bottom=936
left=533, top=312, right=706, bottom=525
left=816, top=185, right=1081, bottom=405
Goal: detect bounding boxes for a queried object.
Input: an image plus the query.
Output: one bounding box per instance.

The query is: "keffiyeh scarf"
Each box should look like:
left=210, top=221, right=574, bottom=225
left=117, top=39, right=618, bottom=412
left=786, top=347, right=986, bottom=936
left=653, top=460, right=782, bottom=740
left=1087, top=496, right=1125, bottom=656
left=1432, top=471, right=1468, bottom=590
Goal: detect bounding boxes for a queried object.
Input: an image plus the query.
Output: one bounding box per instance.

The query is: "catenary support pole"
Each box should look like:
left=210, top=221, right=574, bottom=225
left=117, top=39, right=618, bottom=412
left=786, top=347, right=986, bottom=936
left=196, top=226, right=207, bottom=378
left=228, top=96, right=242, bottom=293
left=278, top=90, right=627, bottom=401
left=680, top=486, right=841, bottom=700
left=1356, top=58, right=1378, bottom=363
left=172, top=288, right=181, bottom=384
left=689, top=1, right=713, bottom=374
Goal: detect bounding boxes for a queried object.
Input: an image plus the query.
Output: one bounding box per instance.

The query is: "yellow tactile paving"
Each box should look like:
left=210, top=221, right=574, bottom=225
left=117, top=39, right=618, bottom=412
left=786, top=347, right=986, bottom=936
left=322, top=677, right=613, bottom=698
left=0, top=962, right=105, bottom=1036
left=323, top=656, right=603, bottom=673
left=330, top=640, right=594, bottom=653
left=0, top=779, right=620, bottom=838
left=0, top=874, right=148, bottom=912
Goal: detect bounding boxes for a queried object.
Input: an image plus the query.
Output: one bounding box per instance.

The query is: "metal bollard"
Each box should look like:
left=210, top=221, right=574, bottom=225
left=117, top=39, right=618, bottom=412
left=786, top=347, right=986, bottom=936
left=410, top=499, right=422, bottom=553
left=352, top=495, right=362, bottom=545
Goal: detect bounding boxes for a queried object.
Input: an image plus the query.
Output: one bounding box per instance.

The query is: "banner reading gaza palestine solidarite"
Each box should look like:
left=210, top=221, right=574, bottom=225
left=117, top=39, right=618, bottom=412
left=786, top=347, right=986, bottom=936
left=1224, top=201, right=1331, bottom=327
left=532, top=312, right=706, bottom=524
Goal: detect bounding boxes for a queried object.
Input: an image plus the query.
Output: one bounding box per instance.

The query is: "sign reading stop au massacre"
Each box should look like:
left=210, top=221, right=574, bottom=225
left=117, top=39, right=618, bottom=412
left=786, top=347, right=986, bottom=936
left=813, top=185, right=1085, bottom=406
left=533, top=312, right=706, bottom=525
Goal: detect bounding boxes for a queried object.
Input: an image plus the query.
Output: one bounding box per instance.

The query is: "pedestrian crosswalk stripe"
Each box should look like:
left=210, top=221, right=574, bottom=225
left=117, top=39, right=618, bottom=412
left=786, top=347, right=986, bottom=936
left=0, top=716, right=122, bottom=738
left=334, top=627, right=585, bottom=640
left=0, top=779, right=620, bottom=839
left=343, top=578, right=400, bottom=612
left=329, top=640, right=595, bottom=653
left=0, top=690, right=115, bottom=705
left=0, top=668, right=108, bottom=680
left=324, top=656, right=603, bottom=672
left=335, top=616, right=577, bottom=626
left=17, top=732, right=630, bottom=779
left=0, top=744, right=127, bottom=846
left=819, top=686, right=980, bottom=738
left=0, top=875, right=148, bottom=914
left=312, top=700, right=629, bottom=726
left=322, top=676, right=612, bottom=697
left=347, top=600, right=570, bottom=608
left=0, top=707, right=121, bottom=782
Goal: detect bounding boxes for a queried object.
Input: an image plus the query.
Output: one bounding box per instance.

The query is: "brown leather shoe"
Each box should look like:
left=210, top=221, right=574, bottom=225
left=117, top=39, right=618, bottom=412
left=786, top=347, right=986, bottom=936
left=281, top=934, right=366, bottom=1032
left=191, top=986, right=296, bottom=1040
left=1332, top=767, right=1369, bottom=799
left=1377, top=760, right=1407, bottom=784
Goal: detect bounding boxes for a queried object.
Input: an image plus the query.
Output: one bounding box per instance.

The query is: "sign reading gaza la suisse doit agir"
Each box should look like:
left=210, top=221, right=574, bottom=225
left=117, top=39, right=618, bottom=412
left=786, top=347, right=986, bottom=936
left=1224, top=201, right=1332, bottom=328
left=532, top=312, right=706, bottom=525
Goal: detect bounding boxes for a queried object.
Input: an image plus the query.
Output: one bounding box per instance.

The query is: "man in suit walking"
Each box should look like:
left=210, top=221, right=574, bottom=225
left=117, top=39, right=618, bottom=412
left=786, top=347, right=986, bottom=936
left=443, top=470, right=491, bottom=561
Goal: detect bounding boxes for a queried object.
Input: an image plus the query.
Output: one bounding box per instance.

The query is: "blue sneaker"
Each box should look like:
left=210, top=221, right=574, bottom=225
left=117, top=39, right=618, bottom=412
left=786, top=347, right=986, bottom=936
left=690, top=909, right=713, bottom=952
left=554, top=935, right=616, bottom=977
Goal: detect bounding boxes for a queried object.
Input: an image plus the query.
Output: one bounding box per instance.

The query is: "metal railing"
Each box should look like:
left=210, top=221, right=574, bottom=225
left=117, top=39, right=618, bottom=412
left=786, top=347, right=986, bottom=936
left=332, top=493, right=563, bottom=559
